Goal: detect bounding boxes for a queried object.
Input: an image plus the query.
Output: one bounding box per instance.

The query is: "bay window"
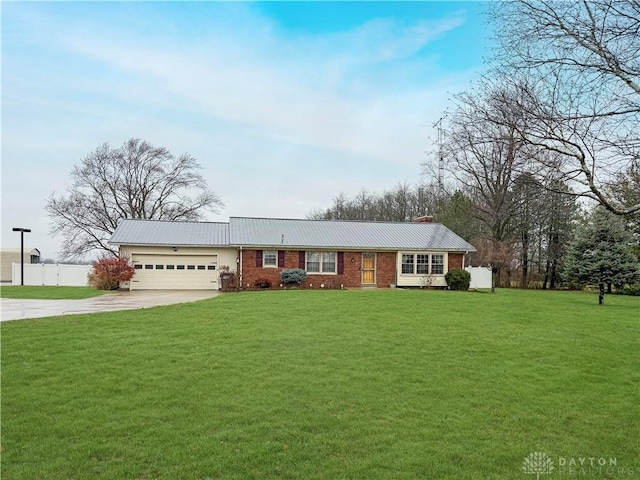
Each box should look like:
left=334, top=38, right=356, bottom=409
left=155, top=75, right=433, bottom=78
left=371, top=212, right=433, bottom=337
left=400, top=253, right=446, bottom=275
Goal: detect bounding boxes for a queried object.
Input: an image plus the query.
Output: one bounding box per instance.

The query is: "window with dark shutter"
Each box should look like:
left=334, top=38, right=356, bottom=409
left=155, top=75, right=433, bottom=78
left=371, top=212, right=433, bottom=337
left=299, top=251, right=306, bottom=269
left=256, top=250, right=263, bottom=268
left=278, top=250, right=285, bottom=268
left=337, top=252, right=344, bottom=275
left=263, top=251, right=277, bottom=267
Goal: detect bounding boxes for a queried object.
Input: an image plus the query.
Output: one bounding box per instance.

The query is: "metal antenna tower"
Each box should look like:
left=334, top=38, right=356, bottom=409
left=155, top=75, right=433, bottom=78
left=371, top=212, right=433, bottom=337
left=433, top=117, right=445, bottom=193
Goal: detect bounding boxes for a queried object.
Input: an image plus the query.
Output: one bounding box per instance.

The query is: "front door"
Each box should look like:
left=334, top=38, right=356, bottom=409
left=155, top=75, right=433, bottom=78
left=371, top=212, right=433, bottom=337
left=362, top=253, right=376, bottom=285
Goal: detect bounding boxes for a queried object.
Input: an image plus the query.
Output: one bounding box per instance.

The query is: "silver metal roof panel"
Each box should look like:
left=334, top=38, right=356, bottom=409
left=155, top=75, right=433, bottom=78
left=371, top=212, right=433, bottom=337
left=229, top=217, right=476, bottom=251
left=110, top=219, right=229, bottom=246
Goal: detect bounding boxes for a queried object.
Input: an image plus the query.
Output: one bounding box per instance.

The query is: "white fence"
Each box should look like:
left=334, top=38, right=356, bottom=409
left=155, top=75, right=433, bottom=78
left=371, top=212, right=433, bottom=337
left=12, top=263, right=93, bottom=286
left=465, top=266, right=492, bottom=289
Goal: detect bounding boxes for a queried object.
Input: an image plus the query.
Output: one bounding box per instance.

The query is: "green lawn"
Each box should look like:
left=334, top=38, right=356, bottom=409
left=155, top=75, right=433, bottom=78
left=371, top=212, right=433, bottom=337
left=0, top=285, right=107, bottom=299
left=1, top=289, right=638, bottom=479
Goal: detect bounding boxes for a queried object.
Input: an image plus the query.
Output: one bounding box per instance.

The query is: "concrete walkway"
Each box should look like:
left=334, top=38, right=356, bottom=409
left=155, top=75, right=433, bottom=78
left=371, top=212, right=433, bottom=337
left=0, top=290, right=220, bottom=322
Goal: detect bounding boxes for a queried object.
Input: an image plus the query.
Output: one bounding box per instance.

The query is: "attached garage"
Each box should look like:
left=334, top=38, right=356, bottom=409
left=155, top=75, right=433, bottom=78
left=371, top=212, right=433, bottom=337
left=130, top=254, right=219, bottom=290
left=110, top=220, right=237, bottom=291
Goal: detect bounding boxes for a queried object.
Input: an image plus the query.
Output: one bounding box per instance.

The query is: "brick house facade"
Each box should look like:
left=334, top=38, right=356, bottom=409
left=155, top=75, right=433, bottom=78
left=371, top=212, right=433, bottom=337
left=240, top=249, right=398, bottom=289
left=110, top=217, right=476, bottom=290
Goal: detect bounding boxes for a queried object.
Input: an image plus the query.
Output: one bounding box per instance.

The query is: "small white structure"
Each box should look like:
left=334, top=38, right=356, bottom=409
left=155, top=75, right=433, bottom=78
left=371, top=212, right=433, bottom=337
left=12, top=263, right=93, bottom=287
left=465, top=266, right=492, bottom=289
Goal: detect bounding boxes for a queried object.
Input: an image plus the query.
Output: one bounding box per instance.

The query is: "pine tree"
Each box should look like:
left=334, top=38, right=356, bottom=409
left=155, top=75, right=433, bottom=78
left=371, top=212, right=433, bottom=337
left=563, top=207, right=640, bottom=304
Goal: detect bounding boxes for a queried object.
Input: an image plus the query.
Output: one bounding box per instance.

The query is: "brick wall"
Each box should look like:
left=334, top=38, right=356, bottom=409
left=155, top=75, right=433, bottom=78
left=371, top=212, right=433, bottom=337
left=241, top=250, right=462, bottom=289
left=448, top=253, right=464, bottom=271
left=241, top=249, right=399, bottom=289
left=240, top=249, right=290, bottom=289
left=338, top=252, right=361, bottom=287
left=376, top=252, right=397, bottom=287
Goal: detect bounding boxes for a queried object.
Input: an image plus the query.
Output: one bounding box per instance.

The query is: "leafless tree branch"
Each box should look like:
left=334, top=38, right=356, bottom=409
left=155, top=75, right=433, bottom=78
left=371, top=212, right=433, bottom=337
left=46, top=138, right=224, bottom=259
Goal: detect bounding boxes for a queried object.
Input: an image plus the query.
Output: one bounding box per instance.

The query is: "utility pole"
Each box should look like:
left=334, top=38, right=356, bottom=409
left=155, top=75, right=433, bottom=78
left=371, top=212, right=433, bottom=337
left=12, top=227, right=31, bottom=286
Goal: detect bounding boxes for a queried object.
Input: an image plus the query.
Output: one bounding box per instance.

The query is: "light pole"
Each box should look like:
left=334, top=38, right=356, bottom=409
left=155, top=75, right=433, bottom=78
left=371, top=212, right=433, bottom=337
left=12, top=227, right=31, bottom=286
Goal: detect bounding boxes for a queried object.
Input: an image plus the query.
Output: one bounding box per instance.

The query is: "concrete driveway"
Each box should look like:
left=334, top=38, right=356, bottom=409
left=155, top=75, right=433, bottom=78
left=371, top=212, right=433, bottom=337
left=0, top=290, right=220, bottom=322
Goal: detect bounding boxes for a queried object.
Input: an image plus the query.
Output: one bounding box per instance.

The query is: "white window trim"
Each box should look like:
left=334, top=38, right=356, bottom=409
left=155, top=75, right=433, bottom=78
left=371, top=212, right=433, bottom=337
left=263, top=250, right=278, bottom=268
left=399, top=252, right=447, bottom=276
left=306, top=251, right=337, bottom=275
left=401, top=253, right=415, bottom=275
left=430, top=254, right=445, bottom=275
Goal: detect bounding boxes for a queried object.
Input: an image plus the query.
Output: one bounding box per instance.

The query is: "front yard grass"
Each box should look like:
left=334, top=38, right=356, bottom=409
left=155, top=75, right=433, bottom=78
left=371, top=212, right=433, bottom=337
left=1, top=289, right=638, bottom=479
left=0, top=285, right=107, bottom=299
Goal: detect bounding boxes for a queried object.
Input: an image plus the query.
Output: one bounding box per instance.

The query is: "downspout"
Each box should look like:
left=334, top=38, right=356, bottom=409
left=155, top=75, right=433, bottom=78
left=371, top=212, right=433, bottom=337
left=239, top=246, right=243, bottom=289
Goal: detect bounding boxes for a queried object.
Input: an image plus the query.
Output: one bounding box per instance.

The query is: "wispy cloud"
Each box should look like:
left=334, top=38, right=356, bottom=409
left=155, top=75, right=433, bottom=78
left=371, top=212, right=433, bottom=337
left=2, top=2, right=484, bottom=257
left=47, top=4, right=471, bottom=161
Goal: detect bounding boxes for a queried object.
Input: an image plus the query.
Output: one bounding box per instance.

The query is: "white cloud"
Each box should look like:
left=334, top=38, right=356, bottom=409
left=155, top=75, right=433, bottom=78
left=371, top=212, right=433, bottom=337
left=49, top=4, right=470, bottom=161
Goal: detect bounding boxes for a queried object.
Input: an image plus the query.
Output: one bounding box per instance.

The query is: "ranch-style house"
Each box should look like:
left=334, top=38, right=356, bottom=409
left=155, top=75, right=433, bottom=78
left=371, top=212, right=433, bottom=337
left=109, top=216, right=476, bottom=290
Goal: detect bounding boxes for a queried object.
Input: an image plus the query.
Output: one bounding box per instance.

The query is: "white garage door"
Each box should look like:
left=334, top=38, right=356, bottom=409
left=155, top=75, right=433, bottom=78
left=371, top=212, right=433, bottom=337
left=130, top=254, right=219, bottom=290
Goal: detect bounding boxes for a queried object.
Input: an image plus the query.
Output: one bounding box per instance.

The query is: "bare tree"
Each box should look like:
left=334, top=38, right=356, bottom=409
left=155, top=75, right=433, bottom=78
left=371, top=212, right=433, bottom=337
left=442, top=85, right=529, bottom=244
left=439, top=83, right=536, bottom=287
left=46, top=138, right=223, bottom=259
left=511, top=173, right=545, bottom=287
left=307, top=183, right=443, bottom=223
left=489, top=0, right=640, bottom=215
left=541, top=180, right=581, bottom=290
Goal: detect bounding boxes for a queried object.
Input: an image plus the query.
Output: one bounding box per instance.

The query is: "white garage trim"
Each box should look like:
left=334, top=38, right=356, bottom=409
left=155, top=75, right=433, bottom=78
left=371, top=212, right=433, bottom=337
left=130, top=254, right=219, bottom=290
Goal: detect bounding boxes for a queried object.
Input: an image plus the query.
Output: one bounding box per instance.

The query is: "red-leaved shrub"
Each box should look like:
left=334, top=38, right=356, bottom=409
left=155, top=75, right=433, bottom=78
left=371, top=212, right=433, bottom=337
left=88, top=257, right=135, bottom=290
left=254, top=277, right=272, bottom=289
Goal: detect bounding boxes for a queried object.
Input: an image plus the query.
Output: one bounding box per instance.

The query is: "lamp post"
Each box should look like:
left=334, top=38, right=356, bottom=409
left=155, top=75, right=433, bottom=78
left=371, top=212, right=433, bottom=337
left=12, top=227, right=31, bottom=286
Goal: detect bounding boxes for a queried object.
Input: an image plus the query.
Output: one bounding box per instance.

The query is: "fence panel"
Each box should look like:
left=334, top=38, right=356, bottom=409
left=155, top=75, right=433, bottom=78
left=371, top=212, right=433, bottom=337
left=13, top=264, right=92, bottom=286
left=464, top=266, right=492, bottom=289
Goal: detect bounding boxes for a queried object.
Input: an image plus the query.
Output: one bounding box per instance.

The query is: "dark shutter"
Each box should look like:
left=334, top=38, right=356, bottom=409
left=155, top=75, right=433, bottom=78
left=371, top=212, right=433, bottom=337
left=255, top=250, right=263, bottom=268
left=337, top=252, right=344, bottom=275
left=299, top=251, right=306, bottom=269
left=278, top=250, right=285, bottom=268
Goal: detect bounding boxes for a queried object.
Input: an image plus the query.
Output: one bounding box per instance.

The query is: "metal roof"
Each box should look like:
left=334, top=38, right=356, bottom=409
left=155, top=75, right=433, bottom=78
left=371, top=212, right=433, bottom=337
left=109, top=217, right=476, bottom=251
left=229, top=217, right=476, bottom=251
left=109, top=219, right=229, bottom=246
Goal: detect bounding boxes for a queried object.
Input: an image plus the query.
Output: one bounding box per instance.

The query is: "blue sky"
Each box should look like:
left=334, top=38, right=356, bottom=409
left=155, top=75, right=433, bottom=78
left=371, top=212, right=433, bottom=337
left=1, top=1, right=490, bottom=260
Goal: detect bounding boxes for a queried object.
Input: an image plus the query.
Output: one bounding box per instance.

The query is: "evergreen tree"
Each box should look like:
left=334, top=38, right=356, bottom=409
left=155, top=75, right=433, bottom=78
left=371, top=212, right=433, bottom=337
left=433, top=190, right=479, bottom=243
left=563, top=207, right=640, bottom=304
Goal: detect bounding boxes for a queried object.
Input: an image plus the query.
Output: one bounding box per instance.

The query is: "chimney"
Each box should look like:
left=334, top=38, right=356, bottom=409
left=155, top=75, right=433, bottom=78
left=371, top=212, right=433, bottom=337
left=413, top=215, right=433, bottom=223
